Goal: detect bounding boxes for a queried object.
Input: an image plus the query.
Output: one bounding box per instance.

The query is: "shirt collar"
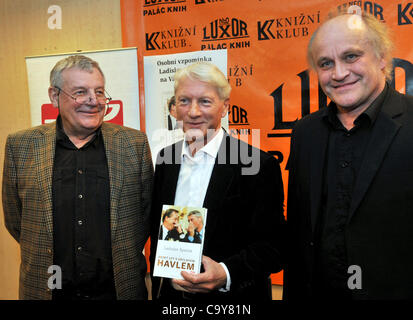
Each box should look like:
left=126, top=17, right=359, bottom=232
left=361, top=82, right=388, bottom=125
left=181, top=128, right=224, bottom=161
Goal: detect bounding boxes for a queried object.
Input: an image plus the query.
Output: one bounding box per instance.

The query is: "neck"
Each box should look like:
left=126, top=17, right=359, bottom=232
left=187, top=140, right=205, bottom=156
left=337, top=81, right=385, bottom=130
left=65, top=129, right=97, bottom=148
left=60, top=117, right=100, bottom=148
left=336, top=111, right=362, bottom=131
left=186, top=128, right=220, bottom=156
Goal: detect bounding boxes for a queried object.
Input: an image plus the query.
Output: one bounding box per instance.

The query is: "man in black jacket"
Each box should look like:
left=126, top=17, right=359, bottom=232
left=150, top=62, right=285, bottom=300
left=284, top=11, right=413, bottom=300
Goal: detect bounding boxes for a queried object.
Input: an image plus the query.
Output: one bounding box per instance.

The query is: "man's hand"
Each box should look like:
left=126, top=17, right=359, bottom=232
left=172, top=255, right=227, bottom=293
left=174, top=222, right=183, bottom=234
left=186, top=222, right=195, bottom=237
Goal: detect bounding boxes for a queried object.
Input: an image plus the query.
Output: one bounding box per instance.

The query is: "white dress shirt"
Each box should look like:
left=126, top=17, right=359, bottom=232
left=173, top=128, right=231, bottom=291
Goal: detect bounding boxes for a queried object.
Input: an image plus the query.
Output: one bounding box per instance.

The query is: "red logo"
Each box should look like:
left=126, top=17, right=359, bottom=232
left=41, top=100, right=124, bottom=125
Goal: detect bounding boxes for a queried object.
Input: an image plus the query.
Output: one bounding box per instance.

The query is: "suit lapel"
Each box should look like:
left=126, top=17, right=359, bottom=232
left=202, top=135, right=235, bottom=247
left=35, top=123, right=56, bottom=236
left=102, top=123, right=123, bottom=236
left=309, top=114, right=330, bottom=233
left=348, top=90, right=403, bottom=222
left=162, top=141, right=183, bottom=204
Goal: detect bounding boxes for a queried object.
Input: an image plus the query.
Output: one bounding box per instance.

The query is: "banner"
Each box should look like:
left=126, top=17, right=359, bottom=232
left=144, top=49, right=228, bottom=162
left=121, top=0, right=413, bottom=284
left=26, top=48, right=141, bottom=129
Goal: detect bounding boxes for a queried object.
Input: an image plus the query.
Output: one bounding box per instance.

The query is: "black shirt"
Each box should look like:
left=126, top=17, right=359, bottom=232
left=314, top=85, right=388, bottom=299
left=52, top=116, right=115, bottom=300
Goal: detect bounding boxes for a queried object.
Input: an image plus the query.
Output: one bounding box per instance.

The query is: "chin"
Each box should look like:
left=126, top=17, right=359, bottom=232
left=81, top=120, right=103, bottom=131
left=330, top=93, right=359, bottom=107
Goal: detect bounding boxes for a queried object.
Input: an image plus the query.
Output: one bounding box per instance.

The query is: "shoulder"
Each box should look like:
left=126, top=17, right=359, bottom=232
left=287, top=108, right=328, bottom=146
left=227, top=135, right=272, bottom=160
left=6, top=122, right=55, bottom=144
left=294, top=108, right=327, bottom=131
left=390, top=87, right=413, bottom=107
left=378, top=87, right=413, bottom=122
left=159, top=139, right=183, bottom=156
left=101, top=122, right=148, bottom=141
left=155, top=140, right=183, bottom=166
left=223, top=135, right=280, bottom=175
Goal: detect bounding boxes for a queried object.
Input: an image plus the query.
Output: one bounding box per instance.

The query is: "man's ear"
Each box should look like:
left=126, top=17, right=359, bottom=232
left=379, top=57, right=387, bottom=74
left=48, top=86, right=59, bottom=108
left=170, top=104, right=177, bottom=118
left=221, top=99, right=230, bottom=118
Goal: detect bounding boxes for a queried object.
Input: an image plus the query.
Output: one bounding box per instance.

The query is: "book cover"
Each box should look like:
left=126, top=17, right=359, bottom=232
left=153, top=204, right=207, bottom=280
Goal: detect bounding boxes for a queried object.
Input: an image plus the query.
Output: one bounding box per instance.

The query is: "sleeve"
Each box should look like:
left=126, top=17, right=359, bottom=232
left=218, top=262, right=231, bottom=292
left=138, top=133, right=154, bottom=243
left=2, top=135, right=22, bottom=242
left=149, top=159, right=164, bottom=276
left=282, top=125, right=300, bottom=300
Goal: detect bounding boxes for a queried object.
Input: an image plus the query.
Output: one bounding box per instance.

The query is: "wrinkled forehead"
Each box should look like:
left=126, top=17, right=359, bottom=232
left=175, top=77, right=221, bottom=98
left=311, top=15, right=373, bottom=59
left=61, top=67, right=105, bottom=87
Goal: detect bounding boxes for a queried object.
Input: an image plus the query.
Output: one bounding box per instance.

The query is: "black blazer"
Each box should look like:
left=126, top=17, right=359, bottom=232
left=150, top=134, right=285, bottom=300
left=284, top=87, right=413, bottom=300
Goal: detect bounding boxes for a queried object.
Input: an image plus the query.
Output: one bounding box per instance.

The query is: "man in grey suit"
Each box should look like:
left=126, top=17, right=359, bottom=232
left=284, top=11, right=413, bottom=300
left=183, top=210, right=204, bottom=244
left=3, top=55, right=153, bottom=300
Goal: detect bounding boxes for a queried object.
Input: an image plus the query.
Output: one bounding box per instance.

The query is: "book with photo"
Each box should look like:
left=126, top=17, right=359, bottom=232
left=153, top=204, right=207, bottom=280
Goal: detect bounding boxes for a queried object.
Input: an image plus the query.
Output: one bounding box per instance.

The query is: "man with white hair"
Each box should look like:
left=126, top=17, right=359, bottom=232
left=150, top=62, right=285, bottom=300
left=183, top=210, right=204, bottom=244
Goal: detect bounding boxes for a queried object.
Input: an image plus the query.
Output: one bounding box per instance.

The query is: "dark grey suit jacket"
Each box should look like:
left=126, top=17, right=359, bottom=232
left=284, top=87, right=413, bottom=300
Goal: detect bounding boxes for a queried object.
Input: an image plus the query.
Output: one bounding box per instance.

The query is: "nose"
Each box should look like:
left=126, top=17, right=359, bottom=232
left=332, top=61, right=350, bottom=81
left=85, top=93, right=99, bottom=105
left=188, top=100, right=202, bottom=117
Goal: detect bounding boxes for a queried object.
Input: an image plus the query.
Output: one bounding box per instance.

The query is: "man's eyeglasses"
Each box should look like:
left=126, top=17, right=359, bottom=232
left=55, top=86, right=112, bottom=105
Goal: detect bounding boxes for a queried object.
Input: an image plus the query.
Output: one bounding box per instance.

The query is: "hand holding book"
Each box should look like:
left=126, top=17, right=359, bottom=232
left=172, top=255, right=227, bottom=293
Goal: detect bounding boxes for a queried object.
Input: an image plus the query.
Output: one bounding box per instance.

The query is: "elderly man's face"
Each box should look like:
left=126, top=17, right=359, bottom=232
left=188, top=215, right=202, bottom=231
left=164, top=211, right=179, bottom=231
left=175, top=77, right=228, bottom=146
left=51, top=67, right=106, bottom=138
left=311, top=15, right=386, bottom=114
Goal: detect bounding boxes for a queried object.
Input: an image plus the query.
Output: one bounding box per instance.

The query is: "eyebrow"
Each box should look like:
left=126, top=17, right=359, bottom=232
left=316, top=56, right=331, bottom=65
left=70, top=86, right=105, bottom=91
left=177, top=94, right=214, bottom=100
left=316, top=47, right=365, bottom=64
left=341, top=48, right=364, bottom=56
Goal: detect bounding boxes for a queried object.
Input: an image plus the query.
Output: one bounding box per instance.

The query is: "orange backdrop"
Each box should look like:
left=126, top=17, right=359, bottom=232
left=120, top=0, right=413, bottom=284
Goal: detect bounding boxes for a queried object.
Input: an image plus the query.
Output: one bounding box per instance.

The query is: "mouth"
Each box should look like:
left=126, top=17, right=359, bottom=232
left=332, top=79, right=359, bottom=91
left=78, top=109, right=102, bottom=115
left=186, top=122, right=204, bottom=128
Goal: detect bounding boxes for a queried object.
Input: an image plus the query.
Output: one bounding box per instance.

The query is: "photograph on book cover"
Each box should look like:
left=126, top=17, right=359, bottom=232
left=154, top=205, right=207, bottom=279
